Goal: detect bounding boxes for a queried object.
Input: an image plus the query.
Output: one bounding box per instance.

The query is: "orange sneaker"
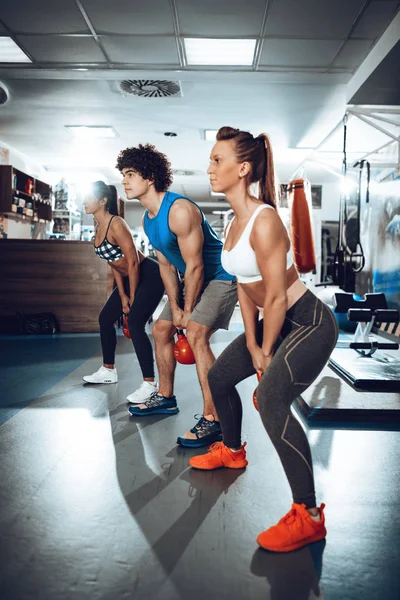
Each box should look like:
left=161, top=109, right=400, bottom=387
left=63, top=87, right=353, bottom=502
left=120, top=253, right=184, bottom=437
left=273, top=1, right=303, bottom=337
left=257, top=503, right=326, bottom=552
left=189, top=441, right=248, bottom=470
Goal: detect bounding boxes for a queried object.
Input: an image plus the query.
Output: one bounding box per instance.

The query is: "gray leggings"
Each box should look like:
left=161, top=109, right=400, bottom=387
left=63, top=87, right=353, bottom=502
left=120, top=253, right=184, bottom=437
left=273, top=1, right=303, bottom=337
left=208, top=290, right=338, bottom=508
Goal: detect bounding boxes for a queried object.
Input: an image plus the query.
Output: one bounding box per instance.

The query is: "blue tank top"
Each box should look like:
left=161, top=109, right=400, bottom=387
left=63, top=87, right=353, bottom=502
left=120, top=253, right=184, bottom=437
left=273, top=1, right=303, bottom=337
left=143, top=191, right=235, bottom=282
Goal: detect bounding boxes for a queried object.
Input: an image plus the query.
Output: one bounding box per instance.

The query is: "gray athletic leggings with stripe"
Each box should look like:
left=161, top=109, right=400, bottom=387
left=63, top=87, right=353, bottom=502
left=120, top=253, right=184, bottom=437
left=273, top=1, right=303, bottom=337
left=208, top=290, right=338, bottom=508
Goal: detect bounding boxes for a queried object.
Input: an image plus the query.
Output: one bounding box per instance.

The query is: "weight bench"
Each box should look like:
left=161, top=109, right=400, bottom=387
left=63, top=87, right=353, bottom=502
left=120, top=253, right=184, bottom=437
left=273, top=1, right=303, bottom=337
left=329, top=292, right=400, bottom=391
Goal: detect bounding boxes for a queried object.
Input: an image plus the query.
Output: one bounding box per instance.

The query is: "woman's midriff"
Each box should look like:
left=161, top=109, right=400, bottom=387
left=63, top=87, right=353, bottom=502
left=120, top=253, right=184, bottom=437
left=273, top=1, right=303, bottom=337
left=242, top=266, right=308, bottom=314
left=108, top=249, right=146, bottom=277
left=285, top=277, right=308, bottom=309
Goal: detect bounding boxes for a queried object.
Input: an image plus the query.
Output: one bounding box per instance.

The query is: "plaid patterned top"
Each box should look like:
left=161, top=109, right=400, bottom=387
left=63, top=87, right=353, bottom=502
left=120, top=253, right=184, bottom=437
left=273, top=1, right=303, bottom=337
left=94, top=216, right=125, bottom=262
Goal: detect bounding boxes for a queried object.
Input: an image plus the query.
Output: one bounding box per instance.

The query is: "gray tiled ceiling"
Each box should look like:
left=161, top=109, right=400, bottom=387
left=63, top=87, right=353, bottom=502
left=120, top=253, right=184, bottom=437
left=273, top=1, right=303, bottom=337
left=100, top=36, right=179, bottom=64
left=333, top=39, right=375, bottom=68
left=350, top=0, right=399, bottom=38
left=260, top=39, right=342, bottom=67
left=83, top=0, right=175, bottom=35
left=175, top=0, right=267, bottom=36
left=264, top=0, right=367, bottom=38
left=0, top=0, right=398, bottom=74
left=16, top=36, right=106, bottom=63
left=0, top=0, right=90, bottom=34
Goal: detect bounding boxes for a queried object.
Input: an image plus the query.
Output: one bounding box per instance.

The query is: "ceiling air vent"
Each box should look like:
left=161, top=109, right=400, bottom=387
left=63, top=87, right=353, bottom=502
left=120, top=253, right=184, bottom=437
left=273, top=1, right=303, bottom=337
left=120, top=80, right=182, bottom=98
left=0, top=83, right=9, bottom=106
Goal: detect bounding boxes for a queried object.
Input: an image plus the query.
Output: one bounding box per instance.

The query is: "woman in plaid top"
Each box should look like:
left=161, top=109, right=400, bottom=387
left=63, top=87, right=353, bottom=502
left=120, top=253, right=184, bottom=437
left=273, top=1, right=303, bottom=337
left=83, top=181, right=164, bottom=404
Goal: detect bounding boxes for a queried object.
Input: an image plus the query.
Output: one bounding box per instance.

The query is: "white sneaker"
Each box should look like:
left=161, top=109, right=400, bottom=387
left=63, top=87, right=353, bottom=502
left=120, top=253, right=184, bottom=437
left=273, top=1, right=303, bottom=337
left=83, top=366, right=118, bottom=384
left=127, top=381, right=159, bottom=404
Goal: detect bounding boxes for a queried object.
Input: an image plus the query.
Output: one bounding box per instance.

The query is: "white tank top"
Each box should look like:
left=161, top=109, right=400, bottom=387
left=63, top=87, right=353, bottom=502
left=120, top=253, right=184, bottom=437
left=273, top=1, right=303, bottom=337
left=221, top=204, right=293, bottom=284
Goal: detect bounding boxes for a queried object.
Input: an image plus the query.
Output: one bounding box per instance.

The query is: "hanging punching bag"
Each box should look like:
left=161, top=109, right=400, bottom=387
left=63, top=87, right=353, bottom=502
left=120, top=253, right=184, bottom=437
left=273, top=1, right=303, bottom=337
left=287, top=178, right=316, bottom=274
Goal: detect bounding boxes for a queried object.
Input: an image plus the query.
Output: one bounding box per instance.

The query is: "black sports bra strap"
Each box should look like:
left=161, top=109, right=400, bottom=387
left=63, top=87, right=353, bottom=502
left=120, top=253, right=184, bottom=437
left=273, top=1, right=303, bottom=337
left=105, top=215, right=115, bottom=239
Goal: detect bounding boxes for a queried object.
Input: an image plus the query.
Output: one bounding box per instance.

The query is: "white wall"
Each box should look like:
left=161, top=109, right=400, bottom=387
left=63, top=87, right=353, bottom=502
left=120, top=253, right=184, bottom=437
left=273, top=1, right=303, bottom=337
left=2, top=215, right=32, bottom=239
left=0, top=139, right=49, bottom=183
left=317, top=181, right=341, bottom=222
left=124, top=201, right=145, bottom=231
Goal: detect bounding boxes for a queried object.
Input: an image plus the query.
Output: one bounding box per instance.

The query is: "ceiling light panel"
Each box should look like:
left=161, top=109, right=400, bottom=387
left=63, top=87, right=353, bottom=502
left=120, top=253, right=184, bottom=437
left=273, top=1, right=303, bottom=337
left=204, top=130, right=218, bottom=141
left=66, top=126, right=117, bottom=139
left=184, top=38, right=256, bottom=66
left=0, top=37, right=31, bottom=63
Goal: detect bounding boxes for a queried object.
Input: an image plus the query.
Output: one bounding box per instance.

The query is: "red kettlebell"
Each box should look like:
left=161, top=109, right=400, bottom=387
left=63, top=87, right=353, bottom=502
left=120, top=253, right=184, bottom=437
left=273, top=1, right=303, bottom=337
left=173, top=329, right=195, bottom=365
left=122, top=314, right=131, bottom=339
left=253, top=372, right=262, bottom=412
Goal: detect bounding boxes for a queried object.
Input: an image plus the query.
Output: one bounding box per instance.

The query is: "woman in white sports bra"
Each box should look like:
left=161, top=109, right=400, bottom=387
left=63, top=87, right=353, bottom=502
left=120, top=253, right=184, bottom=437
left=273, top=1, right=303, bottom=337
left=189, top=126, right=338, bottom=553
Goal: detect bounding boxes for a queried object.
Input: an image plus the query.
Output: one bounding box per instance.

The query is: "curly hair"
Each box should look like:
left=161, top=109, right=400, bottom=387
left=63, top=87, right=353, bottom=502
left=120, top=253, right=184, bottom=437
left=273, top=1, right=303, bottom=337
left=116, top=143, right=173, bottom=192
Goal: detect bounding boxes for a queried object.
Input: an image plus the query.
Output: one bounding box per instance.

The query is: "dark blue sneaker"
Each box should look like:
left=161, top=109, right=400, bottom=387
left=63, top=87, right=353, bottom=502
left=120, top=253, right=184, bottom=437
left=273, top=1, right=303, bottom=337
left=177, top=415, right=222, bottom=448
left=128, top=393, right=179, bottom=416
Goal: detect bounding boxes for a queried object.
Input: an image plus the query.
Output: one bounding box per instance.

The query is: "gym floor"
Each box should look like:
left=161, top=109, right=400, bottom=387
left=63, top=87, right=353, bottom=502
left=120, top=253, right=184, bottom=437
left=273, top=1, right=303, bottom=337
left=0, top=320, right=399, bottom=600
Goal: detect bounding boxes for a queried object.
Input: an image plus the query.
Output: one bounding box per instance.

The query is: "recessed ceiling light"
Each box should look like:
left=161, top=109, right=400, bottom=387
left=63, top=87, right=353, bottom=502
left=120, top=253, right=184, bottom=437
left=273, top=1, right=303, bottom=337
left=184, top=38, right=256, bottom=66
left=204, top=130, right=218, bottom=141
left=0, top=37, right=31, bottom=63
left=66, top=126, right=117, bottom=139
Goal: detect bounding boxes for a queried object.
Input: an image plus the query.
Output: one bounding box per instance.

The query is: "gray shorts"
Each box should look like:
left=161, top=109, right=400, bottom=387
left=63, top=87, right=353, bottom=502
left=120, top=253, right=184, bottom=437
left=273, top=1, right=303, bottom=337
left=158, top=279, right=238, bottom=330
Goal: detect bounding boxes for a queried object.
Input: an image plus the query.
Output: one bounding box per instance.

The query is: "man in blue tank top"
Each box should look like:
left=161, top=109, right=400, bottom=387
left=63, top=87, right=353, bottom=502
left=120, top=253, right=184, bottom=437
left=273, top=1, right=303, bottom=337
left=116, top=144, right=237, bottom=447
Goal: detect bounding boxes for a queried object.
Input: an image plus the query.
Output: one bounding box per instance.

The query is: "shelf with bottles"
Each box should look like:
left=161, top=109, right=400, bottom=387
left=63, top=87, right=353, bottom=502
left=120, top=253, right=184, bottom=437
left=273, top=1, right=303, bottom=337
left=0, top=165, right=53, bottom=222
left=50, top=178, right=82, bottom=239
left=34, top=177, right=53, bottom=221
left=11, top=166, right=34, bottom=197
left=9, top=192, right=35, bottom=219
left=53, top=209, right=81, bottom=218
left=52, top=211, right=82, bottom=240
left=11, top=188, right=33, bottom=201
left=10, top=192, right=52, bottom=222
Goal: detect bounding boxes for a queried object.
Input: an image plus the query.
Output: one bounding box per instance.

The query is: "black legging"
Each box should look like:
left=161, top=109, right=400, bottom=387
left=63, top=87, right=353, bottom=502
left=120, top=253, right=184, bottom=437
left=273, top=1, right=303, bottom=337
left=208, top=290, right=338, bottom=508
left=99, top=257, right=164, bottom=378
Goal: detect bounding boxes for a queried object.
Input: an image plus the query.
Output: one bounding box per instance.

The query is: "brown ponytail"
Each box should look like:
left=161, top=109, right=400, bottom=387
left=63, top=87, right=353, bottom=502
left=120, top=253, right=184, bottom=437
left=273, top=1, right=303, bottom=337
left=92, top=181, right=119, bottom=216
left=216, top=126, right=277, bottom=209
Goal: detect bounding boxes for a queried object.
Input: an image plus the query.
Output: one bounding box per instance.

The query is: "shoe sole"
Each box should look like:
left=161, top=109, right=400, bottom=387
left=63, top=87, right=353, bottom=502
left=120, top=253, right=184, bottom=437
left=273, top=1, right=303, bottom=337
left=176, top=433, right=223, bottom=448
left=127, top=395, right=156, bottom=404
left=190, top=461, right=248, bottom=470
left=128, top=407, right=180, bottom=416
left=83, top=379, right=118, bottom=384
left=257, top=529, right=326, bottom=553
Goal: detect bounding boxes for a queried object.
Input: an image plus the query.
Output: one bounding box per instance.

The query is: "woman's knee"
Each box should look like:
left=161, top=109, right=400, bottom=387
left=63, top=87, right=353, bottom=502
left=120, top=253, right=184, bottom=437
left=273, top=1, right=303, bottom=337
left=208, top=359, right=229, bottom=392
left=256, top=379, right=286, bottom=428
left=128, top=308, right=145, bottom=333
left=99, top=308, right=112, bottom=329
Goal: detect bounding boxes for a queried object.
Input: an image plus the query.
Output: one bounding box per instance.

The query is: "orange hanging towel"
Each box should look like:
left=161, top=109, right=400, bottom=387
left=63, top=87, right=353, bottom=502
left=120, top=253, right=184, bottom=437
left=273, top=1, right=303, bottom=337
left=287, top=179, right=316, bottom=274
